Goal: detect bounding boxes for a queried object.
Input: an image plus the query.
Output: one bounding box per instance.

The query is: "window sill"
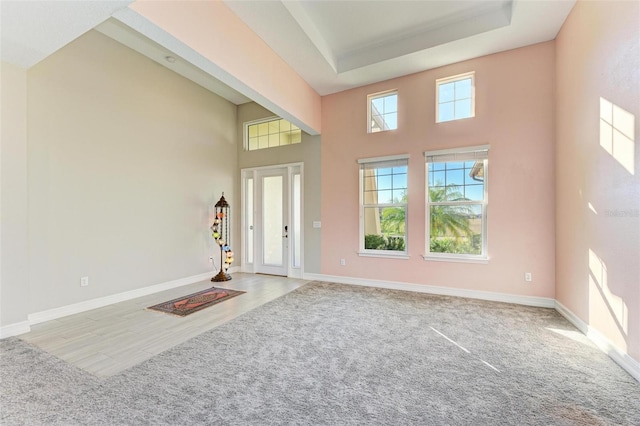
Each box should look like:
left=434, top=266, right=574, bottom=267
left=436, top=115, right=475, bottom=124
left=367, top=128, right=398, bottom=134
left=358, top=251, right=410, bottom=260
left=422, top=254, right=488, bottom=264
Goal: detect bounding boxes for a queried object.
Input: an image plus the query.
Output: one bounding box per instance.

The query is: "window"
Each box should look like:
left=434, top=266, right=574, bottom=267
left=246, top=117, right=301, bottom=151
left=358, top=155, right=409, bottom=257
left=368, top=90, right=398, bottom=133
left=436, top=72, right=475, bottom=123
left=245, top=176, right=254, bottom=264
left=425, top=145, right=488, bottom=260
left=292, top=172, right=301, bottom=269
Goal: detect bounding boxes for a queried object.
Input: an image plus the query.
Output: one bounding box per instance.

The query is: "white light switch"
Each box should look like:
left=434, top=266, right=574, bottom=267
left=313, top=221, right=321, bottom=228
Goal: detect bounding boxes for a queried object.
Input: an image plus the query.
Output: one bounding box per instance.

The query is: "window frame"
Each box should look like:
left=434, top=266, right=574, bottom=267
left=424, top=145, right=489, bottom=263
left=367, top=90, right=399, bottom=133
left=358, top=154, right=410, bottom=259
left=435, top=72, right=475, bottom=123
left=244, top=116, right=302, bottom=151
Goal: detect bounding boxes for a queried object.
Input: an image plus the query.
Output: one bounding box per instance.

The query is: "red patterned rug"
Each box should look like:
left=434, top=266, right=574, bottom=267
left=147, top=287, right=245, bottom=317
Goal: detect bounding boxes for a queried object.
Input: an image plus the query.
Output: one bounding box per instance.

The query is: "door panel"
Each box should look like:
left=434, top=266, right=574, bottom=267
left=255, top=168, right=288, bottom=276
left=262, top=175, right=284, bottom=266
left=243, top=165, right=302, bottom=277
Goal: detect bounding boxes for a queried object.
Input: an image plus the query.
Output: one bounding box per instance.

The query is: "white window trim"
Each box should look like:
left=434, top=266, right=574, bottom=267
left=435, top=71, right=475, bottom=123
left=421, top=255, right=488, bottom=264
left=423, top=145, right=489, bottom=263
left=358, top=154, right=410, bottom=258
left=357, top=154, right=410, bottom=165
left=359, top=252, right=410, bottom=260
left=367, top=89, right=398, bottom=133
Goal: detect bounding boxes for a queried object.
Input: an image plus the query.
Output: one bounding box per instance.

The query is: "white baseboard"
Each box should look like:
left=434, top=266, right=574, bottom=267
left=7, top=268, right=639, bottom=383
left=555, top=301, right=640, bottom=382
left=0, top=321, right=31, bottom=339
left=303, top=273, right=556, bottom=308
left=305, top=273, right=639, bottom=382
left=28, top=271, right=215, bottom=326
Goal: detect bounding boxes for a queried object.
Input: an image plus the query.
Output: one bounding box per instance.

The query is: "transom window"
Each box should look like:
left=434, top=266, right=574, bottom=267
left=436, top=72, right=475, bottom=123
left=358, top=155, right=409, bottom=256
left=425, top=145, right=488, bottom=260
left=368, top=90, right=398, bottom=133
left=246, top=117, right=301, bottom=151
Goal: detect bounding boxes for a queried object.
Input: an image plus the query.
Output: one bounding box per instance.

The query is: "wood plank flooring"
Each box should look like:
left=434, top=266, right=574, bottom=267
left=20, top=273, right=309, bottom=377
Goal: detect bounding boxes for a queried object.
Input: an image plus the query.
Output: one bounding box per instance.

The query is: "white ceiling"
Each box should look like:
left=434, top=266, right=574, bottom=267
left=224, top=0, right=576, bottom=95
left=0, top=0, right=132, bottom=68
left=1, top=0, right=576, bottom=101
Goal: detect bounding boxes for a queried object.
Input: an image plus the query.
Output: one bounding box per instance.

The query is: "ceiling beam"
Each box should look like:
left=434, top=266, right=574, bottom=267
left=281, top=1, right=338, bottom=74
left=121, top=0, right=321, bottom=135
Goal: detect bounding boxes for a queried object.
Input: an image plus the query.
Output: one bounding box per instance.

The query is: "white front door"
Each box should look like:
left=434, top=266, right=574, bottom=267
left=242, top=164, right=303, bottom=277
left=255, top=167, right=289, bottom=276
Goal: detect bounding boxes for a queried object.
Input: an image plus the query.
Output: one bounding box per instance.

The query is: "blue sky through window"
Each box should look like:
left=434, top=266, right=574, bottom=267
left=438, top=76, right=473, bottom=122
left=364, top=165, right=407, bottom=204
left=370, top=92, right=398, bottom=132
left=428, top=161, right=483, bottom=201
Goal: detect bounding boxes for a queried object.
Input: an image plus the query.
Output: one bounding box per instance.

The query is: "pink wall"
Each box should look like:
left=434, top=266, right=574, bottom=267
left=130, top=0, right=321, bottom=134
left=556, top=0, right=640, bottom=362
left=321, top=42, right=556, bottom=298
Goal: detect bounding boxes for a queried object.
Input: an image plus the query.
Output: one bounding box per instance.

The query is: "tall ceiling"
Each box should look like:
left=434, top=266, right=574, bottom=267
left=224, top=0, right=575, bottom=95
left=1, top=0, right=576, bottom=101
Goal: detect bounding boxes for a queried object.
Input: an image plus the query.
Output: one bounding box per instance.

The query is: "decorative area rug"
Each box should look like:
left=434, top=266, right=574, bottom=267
left=147, top=287, right=245, bottom=317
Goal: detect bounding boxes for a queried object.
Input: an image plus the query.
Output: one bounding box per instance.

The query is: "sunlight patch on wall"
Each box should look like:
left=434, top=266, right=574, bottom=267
left=588, top=248, right=628, bottom=341
left=588, top=202, right=598, bottom=215
left=600, top=97, right=635, bottom=174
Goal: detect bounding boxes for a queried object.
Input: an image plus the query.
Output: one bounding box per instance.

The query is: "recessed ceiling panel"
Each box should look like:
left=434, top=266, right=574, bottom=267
left=299, top=0, right=509, bottom=57
left=333, top=1, right=514, bottom=72
left=224, top=0, right=575, bottom=95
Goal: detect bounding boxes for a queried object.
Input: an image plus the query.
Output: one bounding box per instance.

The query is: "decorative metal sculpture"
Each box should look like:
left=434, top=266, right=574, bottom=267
left=211, top=193, right=233, bottom=282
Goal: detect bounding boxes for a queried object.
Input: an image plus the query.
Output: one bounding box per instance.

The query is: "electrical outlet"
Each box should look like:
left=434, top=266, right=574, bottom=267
left=524, top=272, right=532, bottom=282
left=80, top=276, right=89, bottom=287
left=340, top=258, right=346, bottom=266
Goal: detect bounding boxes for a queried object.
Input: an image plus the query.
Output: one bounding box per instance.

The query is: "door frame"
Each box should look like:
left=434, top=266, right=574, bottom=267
left=240, top=162, right=304, bottom=278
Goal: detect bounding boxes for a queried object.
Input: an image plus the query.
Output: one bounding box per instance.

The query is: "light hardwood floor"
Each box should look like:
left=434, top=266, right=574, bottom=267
left=20, top=273, right=309, bottom=377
